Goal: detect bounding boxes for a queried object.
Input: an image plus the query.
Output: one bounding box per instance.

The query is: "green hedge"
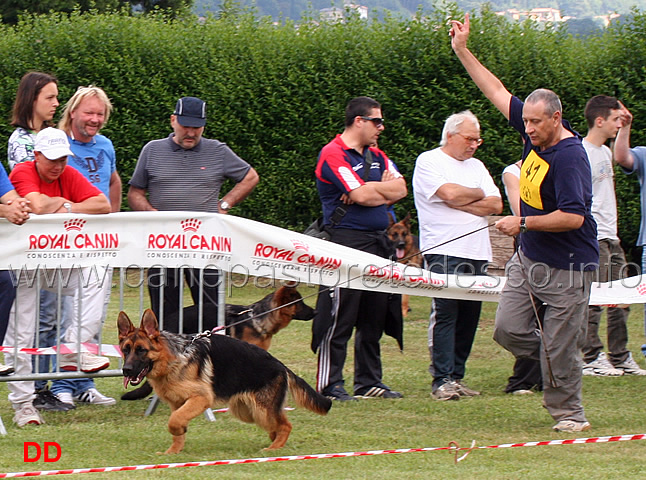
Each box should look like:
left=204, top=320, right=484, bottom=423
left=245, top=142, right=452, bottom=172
left=1, top=7, right=645, bottom=262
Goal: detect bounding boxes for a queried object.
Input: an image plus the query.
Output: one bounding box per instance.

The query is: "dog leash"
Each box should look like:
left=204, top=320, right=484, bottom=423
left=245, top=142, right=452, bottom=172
left=210, top=223, right=496, bottom=334
left=513, top=248, right=558, bottom=389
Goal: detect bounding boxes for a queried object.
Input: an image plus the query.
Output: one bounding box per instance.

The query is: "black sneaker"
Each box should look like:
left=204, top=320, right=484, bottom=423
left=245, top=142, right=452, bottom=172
left=355, top=386, right=403, bottom=399
left=323, top=385, right=357, bottom=401
left=33, top=389, right=75, bottom=412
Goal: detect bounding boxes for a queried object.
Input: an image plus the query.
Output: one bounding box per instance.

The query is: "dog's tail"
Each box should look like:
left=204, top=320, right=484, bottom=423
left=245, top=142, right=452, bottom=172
left=286, top=369, right=332, bottom=415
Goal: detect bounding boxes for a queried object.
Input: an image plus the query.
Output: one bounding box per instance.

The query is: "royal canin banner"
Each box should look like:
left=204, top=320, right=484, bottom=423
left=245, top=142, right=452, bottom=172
left=0, top=211, right=644, bottom=305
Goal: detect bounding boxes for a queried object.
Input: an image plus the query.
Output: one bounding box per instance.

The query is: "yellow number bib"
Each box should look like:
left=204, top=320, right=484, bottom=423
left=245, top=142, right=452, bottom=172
left=519, top=150, right=550, bottom=210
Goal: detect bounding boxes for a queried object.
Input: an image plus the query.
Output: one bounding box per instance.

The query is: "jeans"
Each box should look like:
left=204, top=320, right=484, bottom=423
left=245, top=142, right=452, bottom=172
left=425, top=254, right=487, bottom=390
left=583, top=239, right=629, bottom=364
left=35, top=291, right=93, bottom=394
left=0, top=270, right=16, bottom=345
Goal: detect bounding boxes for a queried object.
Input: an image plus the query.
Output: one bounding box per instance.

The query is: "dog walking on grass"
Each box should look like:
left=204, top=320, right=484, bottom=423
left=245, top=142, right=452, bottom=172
left=121, top=285, right=315, bottom=401
left=118, top=309, right=331, bottom=454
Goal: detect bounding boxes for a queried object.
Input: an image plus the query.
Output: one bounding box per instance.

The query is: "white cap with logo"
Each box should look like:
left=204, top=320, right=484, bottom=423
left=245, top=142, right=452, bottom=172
left=34, top=127, right=74, bottom=160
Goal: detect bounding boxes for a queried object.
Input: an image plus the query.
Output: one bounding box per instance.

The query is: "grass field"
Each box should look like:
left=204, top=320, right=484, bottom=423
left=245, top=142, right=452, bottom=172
left=1, top=277, right=646, bottom=479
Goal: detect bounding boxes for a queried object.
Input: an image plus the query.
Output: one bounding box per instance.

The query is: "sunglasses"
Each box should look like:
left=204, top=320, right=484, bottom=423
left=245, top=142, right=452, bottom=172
left=360, top=116, right=385, bottom=127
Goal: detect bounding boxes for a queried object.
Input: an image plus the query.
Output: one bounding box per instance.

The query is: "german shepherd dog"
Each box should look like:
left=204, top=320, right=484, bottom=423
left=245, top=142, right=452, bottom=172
left=164, top=285, right=316, bottom=351
left=118, top=309, right=332, bottom=454
left=121, top=286, right=315, bottom=401
left=387, top=213, right=423, bottom=317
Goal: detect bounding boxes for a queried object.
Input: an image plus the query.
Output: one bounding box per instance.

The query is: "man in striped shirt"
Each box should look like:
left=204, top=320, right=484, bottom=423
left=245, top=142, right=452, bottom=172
left=128, top=96, right=259, bottom=322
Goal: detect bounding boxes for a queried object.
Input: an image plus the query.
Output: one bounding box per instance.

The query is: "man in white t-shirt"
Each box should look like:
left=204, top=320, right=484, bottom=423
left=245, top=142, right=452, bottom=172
left=413, top=111, right=502, bottom=401
left=582, top=95, right=646, bottom=376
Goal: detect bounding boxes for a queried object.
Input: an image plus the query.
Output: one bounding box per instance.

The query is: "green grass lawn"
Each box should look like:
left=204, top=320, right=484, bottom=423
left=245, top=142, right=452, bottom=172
left=1, top=277, right=646, bottom=479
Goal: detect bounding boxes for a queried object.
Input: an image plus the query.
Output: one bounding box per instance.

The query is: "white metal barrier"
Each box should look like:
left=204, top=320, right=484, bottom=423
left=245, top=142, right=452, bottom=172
left=0, top=265, right=225, bottom=433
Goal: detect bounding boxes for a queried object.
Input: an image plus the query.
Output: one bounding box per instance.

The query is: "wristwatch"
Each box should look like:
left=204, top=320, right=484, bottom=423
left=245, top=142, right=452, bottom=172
left=219, top=200, right=231, bottom=211
left=519, top=217, right=528, bottom=233
left=63, top=202, right=72, bottom=213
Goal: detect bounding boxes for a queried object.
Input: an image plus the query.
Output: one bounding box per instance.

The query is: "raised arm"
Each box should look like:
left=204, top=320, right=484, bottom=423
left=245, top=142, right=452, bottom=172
left=450, top=13, right=513, bottom=120
left=613, top=102, right=634, bottom=170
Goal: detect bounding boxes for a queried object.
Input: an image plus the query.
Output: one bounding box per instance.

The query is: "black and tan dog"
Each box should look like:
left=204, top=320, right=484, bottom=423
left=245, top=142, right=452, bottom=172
left=160, top=285, right=315, bottom=350
left=387, top=213, right=423, bottom=318
left=223, top=285, right=315, bottom=350
left=118, top=309, right=331, bottom=454
left=122, top=286, right=315, bottom=400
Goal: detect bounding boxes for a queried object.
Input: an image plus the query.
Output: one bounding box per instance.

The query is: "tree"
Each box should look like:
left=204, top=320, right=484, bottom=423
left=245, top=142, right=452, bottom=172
left=128, top=0, right=193, bottom=14
left=1, top=0, right=192, bottom=24
left=1, top=0, right=126, bottom=24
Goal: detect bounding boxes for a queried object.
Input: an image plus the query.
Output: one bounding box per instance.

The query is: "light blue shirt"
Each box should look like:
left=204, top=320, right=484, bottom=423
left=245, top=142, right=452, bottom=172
left=622, top=146, right=646, bottom=246
left=67, top=134, right=116, bottom=198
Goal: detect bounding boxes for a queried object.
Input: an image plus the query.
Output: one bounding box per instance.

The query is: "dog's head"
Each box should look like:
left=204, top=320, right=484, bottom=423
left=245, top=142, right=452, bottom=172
left=386, top=212, right=413, bottom=260
left=118, top=309, right=161, bottom=389
left=274, top=285, right=316, bottom=321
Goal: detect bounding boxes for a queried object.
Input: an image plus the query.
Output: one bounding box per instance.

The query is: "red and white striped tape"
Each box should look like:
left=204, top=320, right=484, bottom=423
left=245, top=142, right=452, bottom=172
left=1, top=434, right=644, bottom=478
left=0, top=343, right=122, bottom=358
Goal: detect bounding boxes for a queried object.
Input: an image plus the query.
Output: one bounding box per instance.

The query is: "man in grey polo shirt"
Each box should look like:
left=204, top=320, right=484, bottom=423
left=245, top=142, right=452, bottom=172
left=128, top=96, right=259, bottom=322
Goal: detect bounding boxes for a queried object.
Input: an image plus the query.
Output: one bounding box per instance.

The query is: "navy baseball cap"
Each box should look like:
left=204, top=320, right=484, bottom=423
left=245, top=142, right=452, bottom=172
left=173, top=97, right=206, bottom=127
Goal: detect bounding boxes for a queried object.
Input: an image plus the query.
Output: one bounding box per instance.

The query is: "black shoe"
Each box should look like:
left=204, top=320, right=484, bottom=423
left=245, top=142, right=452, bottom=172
left=355, top=386, right=403, bottom=399
left=121, top=380, right=153, bottom=400
left=33, top=389, right=75, bottom=411
left=323, top=385, right=357, bottom=402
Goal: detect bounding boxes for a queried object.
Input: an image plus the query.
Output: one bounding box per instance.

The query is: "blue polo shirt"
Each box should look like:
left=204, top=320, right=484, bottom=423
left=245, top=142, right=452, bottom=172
left=509, top=96, right=598, bottom=270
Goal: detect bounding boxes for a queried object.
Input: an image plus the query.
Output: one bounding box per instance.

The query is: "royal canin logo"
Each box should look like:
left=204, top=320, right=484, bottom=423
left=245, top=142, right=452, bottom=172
left=253, top=242, right=341, bottom=270
left=290, top=239, right=309, bottom=252
left=181, top=218, right=202, bottom=232
left=64, top=219, right=86, bottom=231
left=29, top=219, right=119, bottom=250
left=147, top=218, right=231, bottom=252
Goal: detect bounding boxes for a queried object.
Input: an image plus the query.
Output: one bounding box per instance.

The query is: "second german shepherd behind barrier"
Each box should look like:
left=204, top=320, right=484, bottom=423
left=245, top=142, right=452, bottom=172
left=387, top=213, right=423, bottom=317
left=118, top=309, right=332, bottom=454
left=121, top=286, right=315, bottom=401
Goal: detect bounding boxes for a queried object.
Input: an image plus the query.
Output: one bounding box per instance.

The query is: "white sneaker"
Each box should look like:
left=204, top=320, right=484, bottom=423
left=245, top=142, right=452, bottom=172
left=60, top=353, right=110, bottom=373
left=582, top=352, right=623, bottom=376
left=13, top=403, right=45, bottom=427
left=0, top=362, right=14, bottom=376
left=452, top=380, right=481, bottom=397
left=74, top=388, right=116, bottom=406
left=511, top=389, right=535, bottom=395
left=613, top=353, right=646, bottom=376
left=56, top=391, right=75, bottom=407
left=431, top=382, right=460, bottom=401
left=552, top=420, right=591, bottom=432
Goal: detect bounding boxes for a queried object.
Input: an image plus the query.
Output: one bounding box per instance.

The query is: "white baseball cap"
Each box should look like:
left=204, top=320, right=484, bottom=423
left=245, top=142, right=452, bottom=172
left=34, top=127, right=74, bottom=160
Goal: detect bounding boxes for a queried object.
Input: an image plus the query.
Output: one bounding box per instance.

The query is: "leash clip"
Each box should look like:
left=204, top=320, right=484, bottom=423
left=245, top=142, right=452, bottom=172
left=191, top=330, right=212, bottom=344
